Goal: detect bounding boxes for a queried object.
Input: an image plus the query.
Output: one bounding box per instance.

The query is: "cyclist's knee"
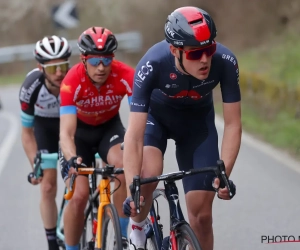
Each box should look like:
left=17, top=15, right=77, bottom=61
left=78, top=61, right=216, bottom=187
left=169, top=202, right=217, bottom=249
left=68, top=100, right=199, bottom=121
left=40, top=180, right=56, bottom=198
left=109, top=157, right=123, bottom=169
left=193, top=211, right=212, bottom=225
left=189, top=209, right=212, bottom=234
left=141, top=182, right=157, bottom=199
left=116, top=171, right=126, bottom=184
left=140, top=170, right=162, bottom=198
left=186, top=191, right=214, bottom=231
left=68, top=179, right=89, bottom=212
left=69, top=194, right=89, bottom=213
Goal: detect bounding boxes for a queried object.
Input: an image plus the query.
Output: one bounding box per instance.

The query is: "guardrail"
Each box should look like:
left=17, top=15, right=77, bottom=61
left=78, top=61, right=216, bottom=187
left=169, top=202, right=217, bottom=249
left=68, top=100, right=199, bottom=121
left=0, top=31, right=142, bottom=64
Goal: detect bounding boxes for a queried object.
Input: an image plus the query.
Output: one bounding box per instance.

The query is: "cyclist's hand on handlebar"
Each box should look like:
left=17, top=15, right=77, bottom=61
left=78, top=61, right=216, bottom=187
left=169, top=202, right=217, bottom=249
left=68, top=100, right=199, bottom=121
left=61, top=156, right=82, bottom=182
left=212, top=177, right=236, bottom=200
left=27, top=172, right=42, bottom=185
left=123, top=196, right=145, bottom=217
left=68, top=156, right=82, bottom=176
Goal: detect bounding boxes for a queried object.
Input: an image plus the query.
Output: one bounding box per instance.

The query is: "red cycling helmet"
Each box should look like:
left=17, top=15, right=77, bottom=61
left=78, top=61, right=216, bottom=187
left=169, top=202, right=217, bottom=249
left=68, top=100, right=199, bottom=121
left=77, top=27, right=118, bottom=56
left=165, top=6, right=217, bottom=47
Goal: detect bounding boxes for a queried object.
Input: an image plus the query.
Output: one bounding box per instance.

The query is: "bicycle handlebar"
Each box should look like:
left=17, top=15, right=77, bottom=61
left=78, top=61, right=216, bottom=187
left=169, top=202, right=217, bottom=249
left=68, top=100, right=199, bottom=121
left=64, top=164, right=124, bottom=200
left=33, top=152, right=102, bottom=179
left=33, top=152, right=59, bottom=177
left=130, top=160, right=231, bottom=213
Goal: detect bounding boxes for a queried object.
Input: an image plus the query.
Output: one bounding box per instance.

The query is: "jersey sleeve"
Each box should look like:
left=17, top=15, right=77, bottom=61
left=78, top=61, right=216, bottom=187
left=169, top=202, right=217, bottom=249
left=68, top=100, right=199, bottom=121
left=220, top=50, right=241, bottom=103
left=119, top=64, right=135, bottom=105
left=60, top=68, right=80, bottom=116
left=18, top=70, right=41, bottom=127
left=130, top=55, right=159, bottom=112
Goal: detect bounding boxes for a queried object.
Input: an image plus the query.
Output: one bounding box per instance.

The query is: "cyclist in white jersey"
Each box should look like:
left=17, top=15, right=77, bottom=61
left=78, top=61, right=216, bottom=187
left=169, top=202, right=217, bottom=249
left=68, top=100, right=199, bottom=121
left=19, top=35, right=72, bottom=250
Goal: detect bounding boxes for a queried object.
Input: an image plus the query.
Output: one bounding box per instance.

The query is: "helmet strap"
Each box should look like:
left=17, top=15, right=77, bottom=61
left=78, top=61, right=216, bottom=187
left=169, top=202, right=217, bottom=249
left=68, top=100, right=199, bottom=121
left=178, top=50, right=191, bottom=75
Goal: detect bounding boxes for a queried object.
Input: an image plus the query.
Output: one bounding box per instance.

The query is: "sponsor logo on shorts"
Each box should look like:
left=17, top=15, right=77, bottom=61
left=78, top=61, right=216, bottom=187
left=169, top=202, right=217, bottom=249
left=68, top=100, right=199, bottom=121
left=110, top=135, right=119, bottom=142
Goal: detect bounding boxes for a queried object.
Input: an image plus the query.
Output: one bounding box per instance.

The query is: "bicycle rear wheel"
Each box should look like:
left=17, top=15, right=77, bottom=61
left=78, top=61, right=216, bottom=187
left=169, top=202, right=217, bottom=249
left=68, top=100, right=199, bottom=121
left=175, top=223, right=202, bottom=250
left=101, top=204, right=122, bottom=250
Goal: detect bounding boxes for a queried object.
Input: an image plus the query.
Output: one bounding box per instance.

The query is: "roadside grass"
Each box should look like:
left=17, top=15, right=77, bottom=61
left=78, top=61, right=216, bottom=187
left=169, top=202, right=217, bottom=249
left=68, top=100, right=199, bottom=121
left=214, top=99, right=300, bottom=160
left=214, top=32, right=300, bottom=160
left=237, top=33, right=300, bottom=87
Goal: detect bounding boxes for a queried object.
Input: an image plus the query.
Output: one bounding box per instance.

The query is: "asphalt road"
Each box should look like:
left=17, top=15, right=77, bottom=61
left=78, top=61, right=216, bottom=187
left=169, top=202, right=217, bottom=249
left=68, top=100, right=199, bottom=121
left=0, top=84, right=299, bottom=250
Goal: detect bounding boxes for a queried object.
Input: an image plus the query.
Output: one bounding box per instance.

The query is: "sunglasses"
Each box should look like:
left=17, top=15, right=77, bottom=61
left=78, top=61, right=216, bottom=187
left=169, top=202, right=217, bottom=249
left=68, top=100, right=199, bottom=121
left=178, top=42, right=217, bottom=60
left=40, top=61, right=69, bottom=74
left=86, top=57, right=113, bottom=67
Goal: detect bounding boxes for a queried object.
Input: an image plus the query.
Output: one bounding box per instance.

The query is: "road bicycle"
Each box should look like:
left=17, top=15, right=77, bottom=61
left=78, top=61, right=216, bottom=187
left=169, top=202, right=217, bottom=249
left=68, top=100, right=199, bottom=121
left=34, top=152, right=114, bottom=250
left=64, top=162, right=124, bottom=250
left=129, top=160, right=233, bottom=250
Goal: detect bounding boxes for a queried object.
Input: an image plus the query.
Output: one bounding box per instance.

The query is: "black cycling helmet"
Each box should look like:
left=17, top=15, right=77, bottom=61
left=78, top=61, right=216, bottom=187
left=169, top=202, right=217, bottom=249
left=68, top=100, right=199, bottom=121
left=77, top=26, right=118, bottom=56
left=164, top=6, right=217, bottom=47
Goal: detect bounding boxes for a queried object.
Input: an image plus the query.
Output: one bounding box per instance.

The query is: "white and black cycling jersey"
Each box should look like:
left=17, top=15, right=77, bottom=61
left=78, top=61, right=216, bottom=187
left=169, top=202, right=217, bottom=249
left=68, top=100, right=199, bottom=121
left=19, top=68, right=60, bottom=127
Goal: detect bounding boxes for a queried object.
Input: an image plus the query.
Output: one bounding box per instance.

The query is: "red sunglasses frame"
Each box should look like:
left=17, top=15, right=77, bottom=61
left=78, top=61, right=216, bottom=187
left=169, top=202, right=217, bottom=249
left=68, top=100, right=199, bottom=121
left=177, top=41, right=217, bottom=60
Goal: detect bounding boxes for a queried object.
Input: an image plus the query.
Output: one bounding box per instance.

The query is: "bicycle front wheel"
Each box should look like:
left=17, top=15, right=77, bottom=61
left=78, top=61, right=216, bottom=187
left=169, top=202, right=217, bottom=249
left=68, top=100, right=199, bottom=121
left=175, top=223, right=202, bottom=250
left=101, top=204, right=122, bottom=250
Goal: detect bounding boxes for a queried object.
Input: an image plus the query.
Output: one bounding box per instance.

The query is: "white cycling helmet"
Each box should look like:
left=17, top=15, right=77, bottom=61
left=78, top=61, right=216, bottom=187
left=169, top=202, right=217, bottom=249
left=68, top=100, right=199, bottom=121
left=34, top=35, right=72, bottom=63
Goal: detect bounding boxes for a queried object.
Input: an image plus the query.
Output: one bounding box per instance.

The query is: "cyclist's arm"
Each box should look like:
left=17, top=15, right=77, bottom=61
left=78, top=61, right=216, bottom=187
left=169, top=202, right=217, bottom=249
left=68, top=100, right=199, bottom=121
left=21, top=127, right=37, bottom=167
left=124, top=112, right=147, bottom=197
left=221, top=102, right=241, bottom=177
left=220, top=51, right=242, bottom=177
left=60, top=113, right=77, bottom=161
left=19, top=78, right=39, bottom=167
left=123, top=58, right=157, bottom=197
left=59, top=73, right=80, bottom=161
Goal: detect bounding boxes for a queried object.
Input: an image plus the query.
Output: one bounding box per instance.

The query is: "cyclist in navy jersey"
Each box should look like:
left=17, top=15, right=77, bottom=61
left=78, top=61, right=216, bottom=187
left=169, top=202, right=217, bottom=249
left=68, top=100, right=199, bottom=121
left=123, top=6, right=241, bottom=250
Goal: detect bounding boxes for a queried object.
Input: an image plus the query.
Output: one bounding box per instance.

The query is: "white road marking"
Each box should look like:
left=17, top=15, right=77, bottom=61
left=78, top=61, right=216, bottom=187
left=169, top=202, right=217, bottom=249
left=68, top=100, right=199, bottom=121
left=0, top=110, right=19, bottom=176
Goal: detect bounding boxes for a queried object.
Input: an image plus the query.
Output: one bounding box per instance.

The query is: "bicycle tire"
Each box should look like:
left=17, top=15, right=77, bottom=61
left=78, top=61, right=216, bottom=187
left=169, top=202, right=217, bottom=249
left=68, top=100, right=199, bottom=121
left=175, top=223, right=202, bottom=250
left=101, top=204, right=122, bottom=250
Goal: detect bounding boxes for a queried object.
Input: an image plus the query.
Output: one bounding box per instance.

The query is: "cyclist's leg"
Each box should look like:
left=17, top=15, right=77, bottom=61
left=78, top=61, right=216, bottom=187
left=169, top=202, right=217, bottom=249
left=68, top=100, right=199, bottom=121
left=34, top=117, right=59, bottom=250
left=98, top=114, right=128, bottom=240
left=63, top=136, right=93, bottom=248
left=176, top=106, right=218, bottom=250
left=129, top=113, right=168, bottom=249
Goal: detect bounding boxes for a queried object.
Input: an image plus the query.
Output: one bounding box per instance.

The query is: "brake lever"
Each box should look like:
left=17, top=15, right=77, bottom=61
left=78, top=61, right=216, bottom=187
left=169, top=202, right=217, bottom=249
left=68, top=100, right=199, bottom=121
left=217, top=160, right=233, bottom=198
left=130, top=175, right=141, bottom=213
left=33, top=152, right=42, bottom=178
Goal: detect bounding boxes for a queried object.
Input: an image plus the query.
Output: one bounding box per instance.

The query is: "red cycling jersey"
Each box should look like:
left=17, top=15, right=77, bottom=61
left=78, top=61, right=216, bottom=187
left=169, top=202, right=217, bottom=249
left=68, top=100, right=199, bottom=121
left=60, top=60, right=134, bottom=126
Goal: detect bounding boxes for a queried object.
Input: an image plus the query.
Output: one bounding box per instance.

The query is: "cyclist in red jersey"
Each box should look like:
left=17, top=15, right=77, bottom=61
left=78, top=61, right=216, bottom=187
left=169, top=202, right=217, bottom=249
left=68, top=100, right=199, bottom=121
left=59, top=26, right=134, bottom=250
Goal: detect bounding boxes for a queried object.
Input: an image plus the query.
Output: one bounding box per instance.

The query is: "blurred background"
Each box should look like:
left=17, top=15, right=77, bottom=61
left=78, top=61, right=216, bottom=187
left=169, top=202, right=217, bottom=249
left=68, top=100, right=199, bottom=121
left=0, top=0, right=299, bottom=158
left=0, top=1, right=300, bottom=249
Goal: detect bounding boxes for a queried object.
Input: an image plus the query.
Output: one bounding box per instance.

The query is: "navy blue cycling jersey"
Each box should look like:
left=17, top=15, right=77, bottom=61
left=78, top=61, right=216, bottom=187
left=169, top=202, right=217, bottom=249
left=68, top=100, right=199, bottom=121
left=130, top=40, right=241, bottom=112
